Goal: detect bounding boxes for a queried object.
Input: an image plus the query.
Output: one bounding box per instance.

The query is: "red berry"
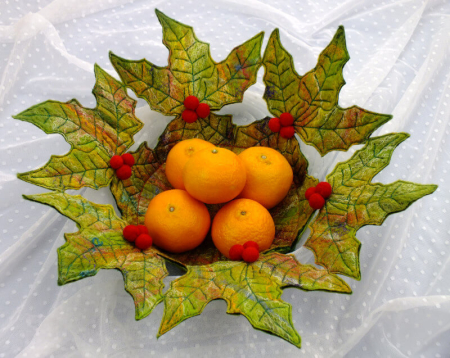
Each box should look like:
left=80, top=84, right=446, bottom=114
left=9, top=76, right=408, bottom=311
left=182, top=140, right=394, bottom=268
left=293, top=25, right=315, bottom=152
left=305, top=187, right=317, bottom=200
left=135, top=234, right=152, bottom=250
left=110, top=155, right=123, bottom=169
left=121, top=153, right=135, bottom=166
left=309, top=193, right=325, bottom=210
left=242, top=247, right=259, bottom=263
left=280, top=126, right=295, bottom=139
left=196, top=103, right=210, bottom=118
left=268, top=117, right=281, bottom=133
left=279, top=112, right=294, bottom=126
left=123, top=225, right=139, bottom=242
left=184, top=95, right=199, bottom=110
left=182, top=109, right=198, bottom=123
left=316, top=182, right=332, bottom=199
left=243, top=241, right=259, bottom=251
left=116, top=165, right=132, bottom=180
left=137, top=225, right=148, bottom=235
left=229, top=244, right=244, bottom=261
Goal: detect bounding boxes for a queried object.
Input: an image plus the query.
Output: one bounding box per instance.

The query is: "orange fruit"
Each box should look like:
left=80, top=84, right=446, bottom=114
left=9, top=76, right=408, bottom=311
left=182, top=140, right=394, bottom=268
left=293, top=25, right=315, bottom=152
left=238, top=146, right=293, bottom=209
left=144, top=189, right=210, bottom=253
left=165, top=138, right=215, bottom=190
left=183, top=147, right=247, bottom=204
left=211, top=198, right=275, bottom=259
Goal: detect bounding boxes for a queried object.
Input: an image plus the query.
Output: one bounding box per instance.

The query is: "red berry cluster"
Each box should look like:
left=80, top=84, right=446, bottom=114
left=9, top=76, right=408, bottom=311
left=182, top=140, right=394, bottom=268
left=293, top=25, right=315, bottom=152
left=182, top=96, right=210, bottom=123
left=305, top=182, right=332, bottom=210
left=229, top=241, right=260, bottom=263
left=123, top=225, right=153, bottom=250
left=268, top=113, right=295, bottom=139
left=110, top=153, right=135, bottom=180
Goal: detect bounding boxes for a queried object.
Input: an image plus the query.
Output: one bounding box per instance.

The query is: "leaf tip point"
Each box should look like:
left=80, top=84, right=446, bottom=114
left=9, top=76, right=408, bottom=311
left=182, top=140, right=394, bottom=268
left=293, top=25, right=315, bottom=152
left=154, top=8, right=168, bottom=21
left=12, top=110, right=26, bottom=120
left=254, top=31, right=265, bottom=44
left=93, top=63, right=104, bottom=76
left=335, top=25, right=346, bottom=39
left=156, top=329, right=165, bottom=339
left=109, top=51, right=120, bottom=62
left=135, top=313, right=145, bottom=321
left=270, top=28, right=280, bottom=39
left=396, top=132, right=410, bottom=143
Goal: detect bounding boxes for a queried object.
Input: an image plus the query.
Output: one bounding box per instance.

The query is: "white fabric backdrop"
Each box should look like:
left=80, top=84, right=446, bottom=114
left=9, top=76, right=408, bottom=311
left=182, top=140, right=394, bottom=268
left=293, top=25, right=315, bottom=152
left=1, top=0, right=449, bottom=357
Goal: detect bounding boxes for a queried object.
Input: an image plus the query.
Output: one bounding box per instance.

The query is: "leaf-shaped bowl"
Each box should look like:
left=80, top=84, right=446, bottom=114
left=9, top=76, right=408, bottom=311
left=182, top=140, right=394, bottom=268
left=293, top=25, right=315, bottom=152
left=14, top=9, right=437, bottom=348
left=111, top=113, right=318, bottom=266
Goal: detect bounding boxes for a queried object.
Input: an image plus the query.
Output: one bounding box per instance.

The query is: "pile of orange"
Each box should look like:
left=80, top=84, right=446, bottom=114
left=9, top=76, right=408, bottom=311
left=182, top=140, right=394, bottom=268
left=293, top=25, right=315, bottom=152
left=143, top=138, right=293, bottom=262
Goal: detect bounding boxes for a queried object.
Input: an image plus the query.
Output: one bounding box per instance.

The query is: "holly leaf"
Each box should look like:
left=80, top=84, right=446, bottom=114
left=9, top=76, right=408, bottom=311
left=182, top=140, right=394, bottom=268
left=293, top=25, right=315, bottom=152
left=14, top=65, right=142, bottom=191
left=304, top=133, right=438, bottom=279
left=23, top=192, right=168, bottom=320
left=159, top=252, right=351, bottom=347
left=262, top=27, right=391, bottom=156
left=110, top=9, right=263, bottom=116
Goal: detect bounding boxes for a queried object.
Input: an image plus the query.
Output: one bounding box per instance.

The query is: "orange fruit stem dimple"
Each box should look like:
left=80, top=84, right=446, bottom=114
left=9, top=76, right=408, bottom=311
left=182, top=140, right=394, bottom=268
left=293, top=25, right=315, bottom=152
left=165, top=138, right=215, bottom=190
left=238, top=146, right=293, bottom=209
left=183, top=147, right=247, bottom=204
left=144, top=189, right=211, bottom=253
left=212, top=198, right=275, bottom=259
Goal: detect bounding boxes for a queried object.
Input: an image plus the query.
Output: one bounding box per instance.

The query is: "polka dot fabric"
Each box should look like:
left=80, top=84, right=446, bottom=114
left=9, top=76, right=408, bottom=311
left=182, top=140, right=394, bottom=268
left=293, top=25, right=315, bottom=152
left=1, top=0, right=449, bottom=357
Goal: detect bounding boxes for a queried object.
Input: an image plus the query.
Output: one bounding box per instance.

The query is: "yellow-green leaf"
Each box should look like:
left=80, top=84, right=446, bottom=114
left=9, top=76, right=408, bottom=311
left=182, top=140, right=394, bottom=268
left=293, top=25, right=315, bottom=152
left=18, top=147, right=114, bottom=190
left=262, top=28, right=302, bottom=117
left=257, top=253, right=352, bottom=292
left=198, top=32, right=263, bottom=108
left=14, top=65, right=142, bottom=190
left=24, top=192, right=168, bottom=320
left=109, top=54, right=186, bottom=116
left=111, top=10, right=263, bottom=115
left=159, top=252, right=351, bottom=347
left=156, top=9, right=215, bottom=93
left=305, top=134, right=438, bottom=279
left=263, top=27, right=391, bottom=155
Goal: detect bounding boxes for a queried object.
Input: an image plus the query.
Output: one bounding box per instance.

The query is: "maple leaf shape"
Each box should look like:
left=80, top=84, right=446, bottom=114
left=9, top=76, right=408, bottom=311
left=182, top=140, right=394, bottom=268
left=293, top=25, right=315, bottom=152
left=262, top=27, right=392, bottom=156
left=14, top=65, right=142, bottom=191
left=24, top=192, right=168, bottom=320
left=110, top=9, right=263, bottom=116
left=159, top=252, right=351, bottom=347
left=304, top=133, right=437, bottom=279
